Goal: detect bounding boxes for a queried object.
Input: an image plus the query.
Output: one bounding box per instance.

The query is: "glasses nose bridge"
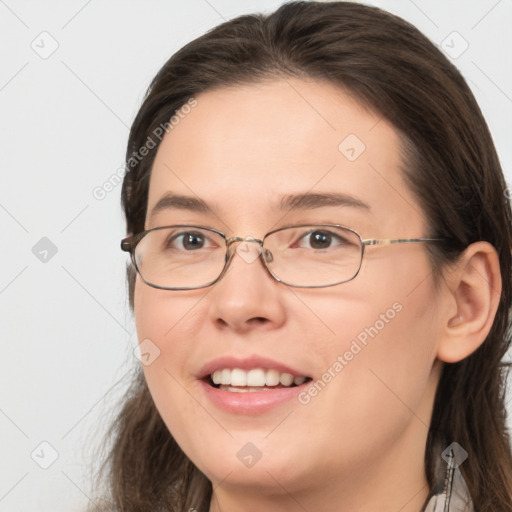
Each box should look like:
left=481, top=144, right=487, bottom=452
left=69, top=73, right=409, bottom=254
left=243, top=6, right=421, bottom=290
left=224, top=235, right=270, bottom=273
left=226, top=235, right=264, bottom=248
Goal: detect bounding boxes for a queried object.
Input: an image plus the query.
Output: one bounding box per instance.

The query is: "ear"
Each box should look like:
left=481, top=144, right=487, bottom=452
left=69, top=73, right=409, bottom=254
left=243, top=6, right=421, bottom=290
left=437, top=241, right=502, bottom=363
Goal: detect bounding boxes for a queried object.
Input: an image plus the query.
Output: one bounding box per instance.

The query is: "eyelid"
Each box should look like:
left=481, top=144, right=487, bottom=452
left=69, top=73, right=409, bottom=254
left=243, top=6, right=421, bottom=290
left=291, top=227, right=348, bottom=249
left=166, top=228, right=219, bottom=249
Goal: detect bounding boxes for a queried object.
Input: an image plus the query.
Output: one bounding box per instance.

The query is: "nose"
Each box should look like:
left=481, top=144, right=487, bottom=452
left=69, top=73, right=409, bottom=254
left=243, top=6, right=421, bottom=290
left=207, top=238, right=286, bottom=333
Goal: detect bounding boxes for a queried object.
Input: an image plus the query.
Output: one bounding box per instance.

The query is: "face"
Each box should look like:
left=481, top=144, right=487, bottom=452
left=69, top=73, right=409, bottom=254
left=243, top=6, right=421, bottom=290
left=134, top=79, right=443, bottom=505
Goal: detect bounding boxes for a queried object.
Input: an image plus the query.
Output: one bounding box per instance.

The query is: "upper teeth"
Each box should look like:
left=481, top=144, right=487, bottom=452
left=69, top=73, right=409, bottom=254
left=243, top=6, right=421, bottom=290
left=211, top=368, right=307, bottom=387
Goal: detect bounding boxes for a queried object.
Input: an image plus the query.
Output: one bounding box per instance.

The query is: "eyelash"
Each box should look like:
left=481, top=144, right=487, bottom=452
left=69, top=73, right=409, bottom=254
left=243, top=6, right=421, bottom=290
left=165, top=228, right=350, bottom=251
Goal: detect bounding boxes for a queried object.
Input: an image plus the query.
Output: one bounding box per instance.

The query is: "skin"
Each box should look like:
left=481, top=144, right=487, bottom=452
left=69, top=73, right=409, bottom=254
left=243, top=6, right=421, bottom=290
left=133, top=78, right=501, bottom=512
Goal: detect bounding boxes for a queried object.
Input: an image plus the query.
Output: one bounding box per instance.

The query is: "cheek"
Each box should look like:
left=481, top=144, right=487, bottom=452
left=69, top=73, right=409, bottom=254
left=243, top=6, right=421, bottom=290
left=133, top=281, right=197, bottom=399
left=134, top=275, right=209, bottom=347
left=294, top=254, right=439, bottom=440
left=133, top=280, right=221, bottom=470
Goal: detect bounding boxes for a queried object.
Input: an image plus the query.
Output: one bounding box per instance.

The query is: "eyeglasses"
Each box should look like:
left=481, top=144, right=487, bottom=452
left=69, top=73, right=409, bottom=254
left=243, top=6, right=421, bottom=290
left=120, top=224, right=445, bottom=290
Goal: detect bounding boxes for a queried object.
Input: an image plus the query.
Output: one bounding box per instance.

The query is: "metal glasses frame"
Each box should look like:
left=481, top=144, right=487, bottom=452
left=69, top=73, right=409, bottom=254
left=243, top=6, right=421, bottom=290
left=120, top=224, right=446, bottom=290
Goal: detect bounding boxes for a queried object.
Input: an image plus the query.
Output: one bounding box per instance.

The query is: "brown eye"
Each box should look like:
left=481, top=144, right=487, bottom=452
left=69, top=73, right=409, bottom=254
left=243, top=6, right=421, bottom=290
left=308, top=231, right=332, bottom=249
left=296, top=229, right=347, bottom=250
left=181, top=232, right=205, bottom=250
left=167, top=231, right=208, bottom=251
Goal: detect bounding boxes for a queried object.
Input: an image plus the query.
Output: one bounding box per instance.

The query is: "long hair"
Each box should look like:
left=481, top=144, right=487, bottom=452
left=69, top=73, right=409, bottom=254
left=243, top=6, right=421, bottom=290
left=91, top=2, right=512, bottom=510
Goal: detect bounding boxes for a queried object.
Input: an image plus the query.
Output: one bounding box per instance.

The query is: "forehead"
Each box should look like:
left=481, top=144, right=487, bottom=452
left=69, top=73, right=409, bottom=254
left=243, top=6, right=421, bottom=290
left=146, top=78, right=424, bottom=234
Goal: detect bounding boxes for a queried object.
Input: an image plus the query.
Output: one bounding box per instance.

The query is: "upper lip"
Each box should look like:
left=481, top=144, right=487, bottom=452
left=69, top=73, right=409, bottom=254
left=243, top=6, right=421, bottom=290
left=197, top=355, right=311, bottom=380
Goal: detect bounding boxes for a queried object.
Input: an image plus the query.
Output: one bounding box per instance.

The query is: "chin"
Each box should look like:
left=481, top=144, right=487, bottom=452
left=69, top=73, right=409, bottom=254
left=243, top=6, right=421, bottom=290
left=182, top=435, right=303, bottom=488
left=201, top=458, right=298, bottom=491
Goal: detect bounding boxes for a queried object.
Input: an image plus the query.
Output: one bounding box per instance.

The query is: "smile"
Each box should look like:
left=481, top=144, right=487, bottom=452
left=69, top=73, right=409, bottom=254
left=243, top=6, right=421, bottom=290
left=210, top=367, right=309, bottom=391
left=198, top=355, right=313, bottom=413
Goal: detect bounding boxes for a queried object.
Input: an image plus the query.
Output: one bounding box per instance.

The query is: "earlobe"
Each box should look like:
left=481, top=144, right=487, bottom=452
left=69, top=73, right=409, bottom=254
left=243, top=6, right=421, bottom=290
left=437, top=242, right=502, bottom=363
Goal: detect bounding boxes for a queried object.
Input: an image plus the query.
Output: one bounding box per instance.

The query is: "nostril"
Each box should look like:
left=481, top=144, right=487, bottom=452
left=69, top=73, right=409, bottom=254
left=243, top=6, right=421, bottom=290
left=247, top=317, right=269, bottom=326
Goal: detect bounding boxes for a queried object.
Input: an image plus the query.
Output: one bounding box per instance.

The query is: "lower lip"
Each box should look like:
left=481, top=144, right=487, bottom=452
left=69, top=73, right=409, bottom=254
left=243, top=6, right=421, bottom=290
left=199, top=379, right=308, bottom=414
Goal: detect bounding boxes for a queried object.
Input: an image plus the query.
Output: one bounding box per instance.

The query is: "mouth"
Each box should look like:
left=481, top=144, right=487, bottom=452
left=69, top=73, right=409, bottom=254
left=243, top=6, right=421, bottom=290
left=203, top=367, right=312, bottom=393
left=197, top=355, right=313, bottom=413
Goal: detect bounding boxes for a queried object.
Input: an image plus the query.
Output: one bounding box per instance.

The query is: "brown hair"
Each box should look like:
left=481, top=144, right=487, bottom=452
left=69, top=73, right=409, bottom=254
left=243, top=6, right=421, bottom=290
left=91, top=2, right=512, bottom=510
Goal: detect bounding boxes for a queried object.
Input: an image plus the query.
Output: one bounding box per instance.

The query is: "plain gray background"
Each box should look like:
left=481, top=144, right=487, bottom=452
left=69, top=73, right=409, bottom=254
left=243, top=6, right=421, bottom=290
left=1, top=1, right=511, bottom=510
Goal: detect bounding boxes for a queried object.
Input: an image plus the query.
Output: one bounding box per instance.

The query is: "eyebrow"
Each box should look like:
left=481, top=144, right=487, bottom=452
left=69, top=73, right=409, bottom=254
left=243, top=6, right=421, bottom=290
left=149, top=192, right=211, bottom=218
left=149, top=191, right=369, bottom=219
left=278, top=192, right=369, bottom=212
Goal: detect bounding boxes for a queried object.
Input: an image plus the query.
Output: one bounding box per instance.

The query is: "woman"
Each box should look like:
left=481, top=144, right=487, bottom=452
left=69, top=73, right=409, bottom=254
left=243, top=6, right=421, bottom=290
left=92, top=2, right=512, bottom=510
